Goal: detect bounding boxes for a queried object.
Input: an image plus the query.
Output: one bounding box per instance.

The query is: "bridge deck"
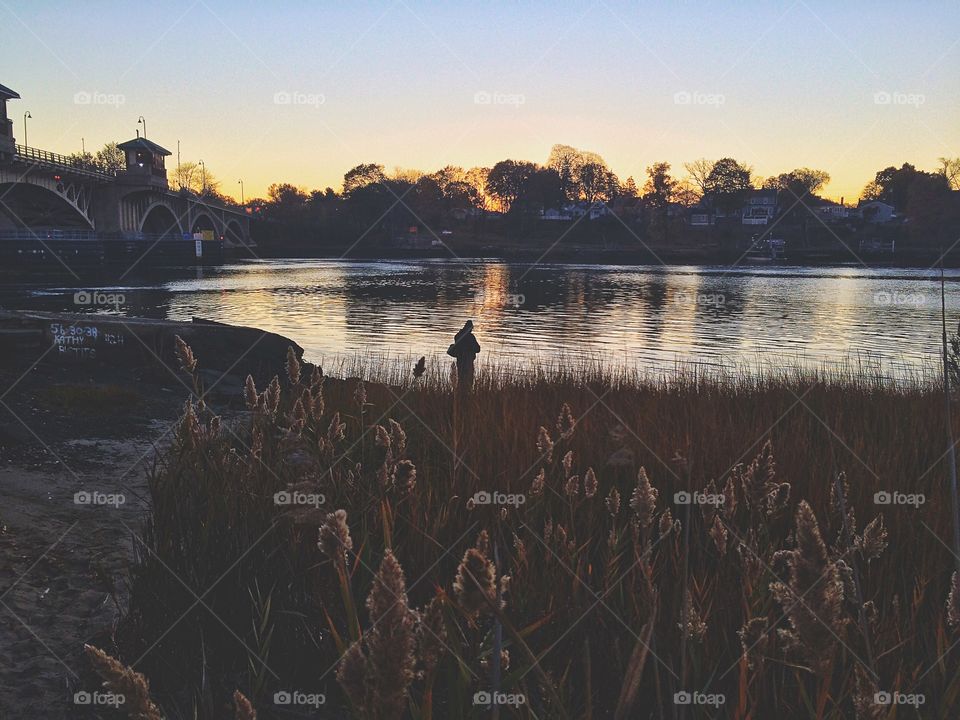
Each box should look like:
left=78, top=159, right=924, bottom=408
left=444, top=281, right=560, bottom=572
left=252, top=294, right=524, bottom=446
left=13, top=144, right=117, bottom=182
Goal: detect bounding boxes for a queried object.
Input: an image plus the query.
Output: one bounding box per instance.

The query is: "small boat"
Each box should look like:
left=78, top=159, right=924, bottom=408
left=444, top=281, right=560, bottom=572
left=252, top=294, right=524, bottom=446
left=744, top=236, right=786, bottom=263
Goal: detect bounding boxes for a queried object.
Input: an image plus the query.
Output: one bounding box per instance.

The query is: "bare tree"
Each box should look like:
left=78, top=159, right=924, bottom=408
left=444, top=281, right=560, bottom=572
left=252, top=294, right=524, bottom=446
left=938, top=157, right=960, bottom=191
left=683, top=158, right=715, bottom=196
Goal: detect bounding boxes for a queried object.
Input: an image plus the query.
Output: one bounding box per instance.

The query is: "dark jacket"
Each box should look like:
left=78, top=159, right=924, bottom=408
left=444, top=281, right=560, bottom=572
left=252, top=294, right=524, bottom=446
left=448, top=327, right=480, bottom=360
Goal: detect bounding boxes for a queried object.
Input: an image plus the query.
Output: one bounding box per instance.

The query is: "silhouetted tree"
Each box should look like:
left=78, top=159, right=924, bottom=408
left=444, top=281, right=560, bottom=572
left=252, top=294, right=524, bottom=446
left=546, top=143, right=619, bottom=203
left=642, top=162, right=676, bottom=209
left=938, top=157, right=960, bottom=191
left=704, top=157, right=752, bottom=212
left=343, top=163, right=387, bottom=196
left=763, top=168, right=830, bottom=198
left=486, top=160, right=538, bottom=211
left=94, top=142, right=125, bottom=175
left=861, top=163, right=947, bottom=210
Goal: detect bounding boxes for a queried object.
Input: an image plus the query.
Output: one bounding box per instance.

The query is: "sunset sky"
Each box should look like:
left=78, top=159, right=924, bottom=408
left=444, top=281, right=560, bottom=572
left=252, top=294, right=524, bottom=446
left=3, top=0, right=958, bottom=203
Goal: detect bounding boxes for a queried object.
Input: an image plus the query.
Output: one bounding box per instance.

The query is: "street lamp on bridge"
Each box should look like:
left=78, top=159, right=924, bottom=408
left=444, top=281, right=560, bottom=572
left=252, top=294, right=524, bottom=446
left=137, top=116, right=146, bottom=138
left=199, top=159, right=206, bottom=193
left=238, top=179, right=244, bottom=204
left=23, top=111, right=31, bottom=147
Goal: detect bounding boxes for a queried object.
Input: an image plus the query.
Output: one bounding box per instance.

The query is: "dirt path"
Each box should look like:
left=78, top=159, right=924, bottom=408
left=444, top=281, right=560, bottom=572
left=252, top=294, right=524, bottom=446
left=0, top=360, right=187, bottom=718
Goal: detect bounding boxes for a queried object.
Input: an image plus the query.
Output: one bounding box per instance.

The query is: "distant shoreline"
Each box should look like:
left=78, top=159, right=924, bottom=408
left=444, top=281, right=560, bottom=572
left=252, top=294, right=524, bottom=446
left=252, top=245, right=960, bottom=269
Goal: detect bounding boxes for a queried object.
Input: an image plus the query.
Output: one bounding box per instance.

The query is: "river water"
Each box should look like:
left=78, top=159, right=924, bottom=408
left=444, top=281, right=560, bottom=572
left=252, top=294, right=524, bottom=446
left=8, top=259, right=960, bottom=380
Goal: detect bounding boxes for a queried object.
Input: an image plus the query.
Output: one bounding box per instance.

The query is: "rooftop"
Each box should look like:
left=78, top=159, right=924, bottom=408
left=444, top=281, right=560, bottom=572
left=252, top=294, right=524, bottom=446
left=117, top=137, right=171, bottom=156
left=0, top=83, right=21, bottom=101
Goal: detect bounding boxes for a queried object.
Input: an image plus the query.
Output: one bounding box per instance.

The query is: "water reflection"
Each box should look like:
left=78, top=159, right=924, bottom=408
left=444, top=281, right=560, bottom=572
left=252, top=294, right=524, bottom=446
left=7, top=259, right=958, bottom=378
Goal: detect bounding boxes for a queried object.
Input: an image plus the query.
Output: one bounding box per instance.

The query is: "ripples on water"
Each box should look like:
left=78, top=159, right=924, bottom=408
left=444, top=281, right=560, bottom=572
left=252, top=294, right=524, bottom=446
left=11, top=260, right=960, bottom=381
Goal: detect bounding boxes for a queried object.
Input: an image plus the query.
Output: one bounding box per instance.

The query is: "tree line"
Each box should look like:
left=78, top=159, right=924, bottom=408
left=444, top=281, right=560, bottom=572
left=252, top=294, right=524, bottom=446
left=65, top=141, right=960, bottom=242
left=252, top=144, right=958, bottom=231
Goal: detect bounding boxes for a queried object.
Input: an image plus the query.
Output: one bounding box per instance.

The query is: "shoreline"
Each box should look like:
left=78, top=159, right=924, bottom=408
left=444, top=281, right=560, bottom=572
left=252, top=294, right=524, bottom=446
left=0, top=311, right=953, bottom=716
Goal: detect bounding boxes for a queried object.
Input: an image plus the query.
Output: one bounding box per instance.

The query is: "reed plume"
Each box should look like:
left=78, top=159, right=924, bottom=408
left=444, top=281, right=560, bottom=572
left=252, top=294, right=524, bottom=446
left=947, top=571, right=960, bottom=629
left=454, top=546, right=497, bottom=618
left=737, top=617, right=769, bottom=670
left=285, top=346, right=301, bottom=385
left=173, top=334, right=197, bottom=374
left=83, top=644, right=162, bottom=720
left=337, top=550, right=418, bottom=720
left=233, top=690, right=256, bottom=720
left=319, top=509, right=353, bottom=565
left=530, top=467, right=545, bottom=496
left=584, top=467, right=598, bottom=498
left=629, top=467, right=658, bottom=531
left=606, top=486, right=620, bottom=517
left=536, top=426, right=554, bottom=462
left=556, top=402, right=576, bottom=439
left=770, top=501, right=847, bottom=670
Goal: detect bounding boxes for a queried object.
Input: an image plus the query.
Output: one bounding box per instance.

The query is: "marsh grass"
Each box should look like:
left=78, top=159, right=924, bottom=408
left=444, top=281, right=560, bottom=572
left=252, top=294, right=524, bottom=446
left=113, top=348, right=960, bottom=718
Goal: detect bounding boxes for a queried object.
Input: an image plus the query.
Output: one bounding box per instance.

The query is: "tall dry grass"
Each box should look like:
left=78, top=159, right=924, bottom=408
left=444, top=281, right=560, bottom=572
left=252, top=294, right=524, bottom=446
left=111, top=345, right=960, bottom=718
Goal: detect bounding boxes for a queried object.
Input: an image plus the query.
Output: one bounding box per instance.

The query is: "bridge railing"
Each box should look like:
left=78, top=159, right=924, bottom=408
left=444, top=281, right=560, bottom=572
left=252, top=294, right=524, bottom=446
left=14, top=145, right=117, bottom=181
left=0, top=229, right=219, bottom=243
left=0, top=229, right=101, bottom=242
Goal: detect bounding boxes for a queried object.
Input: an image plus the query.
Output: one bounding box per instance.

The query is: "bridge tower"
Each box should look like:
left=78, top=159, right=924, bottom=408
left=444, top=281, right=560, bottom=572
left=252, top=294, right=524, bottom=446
left=116, top=136, right=171, bottom=190
left=0, top=83, right=20, bottom=163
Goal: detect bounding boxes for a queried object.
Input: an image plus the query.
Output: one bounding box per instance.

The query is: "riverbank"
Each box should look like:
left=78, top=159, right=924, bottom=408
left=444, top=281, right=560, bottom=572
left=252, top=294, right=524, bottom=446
left=2, top=313, right=957, bottom=717
left=0, top=312, right=318, bottom=718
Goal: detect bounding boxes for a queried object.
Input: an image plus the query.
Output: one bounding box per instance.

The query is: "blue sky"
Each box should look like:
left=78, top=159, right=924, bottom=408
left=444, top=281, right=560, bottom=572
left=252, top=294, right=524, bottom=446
left=3, top=0, right=958, bottom=201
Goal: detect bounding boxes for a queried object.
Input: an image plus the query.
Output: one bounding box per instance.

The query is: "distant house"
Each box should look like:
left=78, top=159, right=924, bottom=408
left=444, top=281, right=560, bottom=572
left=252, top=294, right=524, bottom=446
left=587, top=203, right=611, bottom=220
left=540, top=202, right=612, bottom=221
left=859, top=200, right=896, bottom=224
left=741, top=189, right=778, bottom=225
left=816, top=203, right=861, bottom=223
left=689, top=204, right=715, bottom=227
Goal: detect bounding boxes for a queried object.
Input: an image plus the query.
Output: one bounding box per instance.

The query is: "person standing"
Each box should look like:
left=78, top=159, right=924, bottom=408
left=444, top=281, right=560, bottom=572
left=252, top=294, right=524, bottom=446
left=447, top=320, right=481, bottom=392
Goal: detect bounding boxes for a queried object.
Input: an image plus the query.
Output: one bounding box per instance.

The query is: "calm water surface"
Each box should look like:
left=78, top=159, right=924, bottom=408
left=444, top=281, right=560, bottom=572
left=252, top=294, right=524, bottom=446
left=9, top=260, right=960, bottom=379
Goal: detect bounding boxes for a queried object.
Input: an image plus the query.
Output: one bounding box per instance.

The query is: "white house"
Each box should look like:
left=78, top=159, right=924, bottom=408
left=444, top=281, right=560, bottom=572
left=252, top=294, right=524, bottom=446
left=741, top=190, right=778, bottom=225
left=859, top=200, right=896, bottom=224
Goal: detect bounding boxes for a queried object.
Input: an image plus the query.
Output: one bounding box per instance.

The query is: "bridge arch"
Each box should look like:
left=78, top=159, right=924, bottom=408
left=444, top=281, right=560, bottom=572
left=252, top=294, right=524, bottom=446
left=0, top=181, right=95, bottom=230
left=140, top=202, right=182, bottom=237
left=224, top=218, right=244, bottom=243
left=190, top=211, right=219, bottom=236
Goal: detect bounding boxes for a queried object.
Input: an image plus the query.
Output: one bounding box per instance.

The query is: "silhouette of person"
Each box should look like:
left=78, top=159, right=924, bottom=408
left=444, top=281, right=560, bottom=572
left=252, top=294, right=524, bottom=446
left=447, top=320, right=481, bottom=392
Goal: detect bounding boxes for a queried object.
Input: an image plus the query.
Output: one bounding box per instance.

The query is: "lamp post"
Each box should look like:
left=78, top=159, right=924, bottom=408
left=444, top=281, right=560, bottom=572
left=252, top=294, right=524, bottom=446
left=137, top=116, right=146, bottom=138
left=199, top=160, right=206, bottom=194
left=23, top=111, right=31, bottom=147
left=238, top=179, right=244, bottom=204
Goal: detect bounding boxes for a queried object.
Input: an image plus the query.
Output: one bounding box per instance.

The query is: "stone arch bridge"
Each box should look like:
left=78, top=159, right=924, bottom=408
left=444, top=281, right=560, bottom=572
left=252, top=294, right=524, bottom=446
left=0, top=82, right=253, bottom=265
left=0, top=146, right=252, bottom=248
